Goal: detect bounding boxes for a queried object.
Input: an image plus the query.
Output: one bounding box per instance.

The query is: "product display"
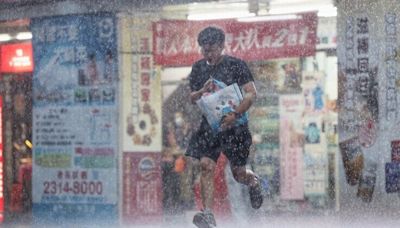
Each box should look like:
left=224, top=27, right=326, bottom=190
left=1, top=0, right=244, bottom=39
left=357, top=160, right=377, bottom=202
left=339, top=137, right=364, bottom=186
left=385, top=162, right=400, bottom=193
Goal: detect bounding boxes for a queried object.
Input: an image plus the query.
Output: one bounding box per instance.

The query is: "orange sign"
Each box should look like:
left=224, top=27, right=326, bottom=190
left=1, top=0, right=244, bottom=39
left=0, top=42, right=34, bottom=73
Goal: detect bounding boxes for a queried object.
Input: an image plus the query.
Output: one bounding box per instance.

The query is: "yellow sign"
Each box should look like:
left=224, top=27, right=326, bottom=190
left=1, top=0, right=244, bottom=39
left=119, top=16, right=162, bottom=152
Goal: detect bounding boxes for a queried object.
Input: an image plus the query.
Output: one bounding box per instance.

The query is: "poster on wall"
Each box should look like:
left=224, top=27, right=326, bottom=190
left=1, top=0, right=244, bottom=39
left=249, top=94, right=280, bottom=196
left=316, top=17, right=337, bottom=50
left=302, top=71, right=325, bottom=114
left=279, top=95, right=305, bottom=200
left=120, top=17, right=162, bottom=152
left=122, top=152, right=162, bottom=224
left=337, top=11, right=379, bottom=141
left=304, top=144, right=328, bottom=196
left=31, top=13, right=118, bottom=223
left=248, top=58, right=301, bottom=94
left=337, top=5, right=380, bottom=204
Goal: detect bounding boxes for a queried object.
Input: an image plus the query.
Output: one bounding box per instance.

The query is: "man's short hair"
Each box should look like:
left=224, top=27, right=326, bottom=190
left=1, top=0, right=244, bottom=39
left=197, top=26, right=225, bottom=46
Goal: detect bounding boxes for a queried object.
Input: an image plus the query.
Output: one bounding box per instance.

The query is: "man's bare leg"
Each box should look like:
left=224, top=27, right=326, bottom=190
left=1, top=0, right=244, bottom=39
left=193, top=157, right=217, bottom=227
left=182, top=157, right=199, bottom=209
left=230, top=165, right=257, bottom=186
left=230, top=165, right=263, bottom=209
left=200, top=157, right=216, bottom=210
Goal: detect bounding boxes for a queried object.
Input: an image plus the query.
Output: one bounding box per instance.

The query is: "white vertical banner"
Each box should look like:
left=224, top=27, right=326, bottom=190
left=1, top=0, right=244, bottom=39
left=120, top=16, right=162, bottom=152
left=279, top=95, right=305, bottom=200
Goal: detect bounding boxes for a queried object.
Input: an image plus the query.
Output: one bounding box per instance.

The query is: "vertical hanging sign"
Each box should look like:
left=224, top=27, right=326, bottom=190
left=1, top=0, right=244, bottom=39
left=119, top=15, right=163, bottom=225
left=31, top=13, right=119, bottom=224
left=121, top=17, right=162, bottom=153
left=279, top=95, right=305, bottom=200
left=384, top=13, right=397, bottom=121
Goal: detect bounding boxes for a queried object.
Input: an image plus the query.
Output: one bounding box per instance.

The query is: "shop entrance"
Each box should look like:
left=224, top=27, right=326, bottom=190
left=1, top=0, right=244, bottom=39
left=2, top=75, right=33, bottom=221
left=0, top=17, right=34, bottom=221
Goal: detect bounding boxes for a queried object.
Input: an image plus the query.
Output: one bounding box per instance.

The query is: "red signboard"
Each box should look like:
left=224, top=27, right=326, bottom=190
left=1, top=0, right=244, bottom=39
left=122, top=152, right=162, bottom=225
left=0, top=42, right=33, bottom=73
left=153, top=12, right=317, bottom=66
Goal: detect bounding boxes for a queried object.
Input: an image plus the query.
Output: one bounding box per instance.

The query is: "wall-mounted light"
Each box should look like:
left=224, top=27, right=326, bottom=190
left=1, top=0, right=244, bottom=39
left=16, top=32, right=32, bottom=40
left=187, top=11, right=256, bottom=20
left=0, top=34, right=12, bottom=42
left=237, top=14, right=300, bottom=22
left=268, top=2, right=337, bottom=17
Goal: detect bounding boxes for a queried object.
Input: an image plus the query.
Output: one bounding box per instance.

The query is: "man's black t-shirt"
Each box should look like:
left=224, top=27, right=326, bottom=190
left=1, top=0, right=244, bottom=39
left=188, top=55, right=254, bottom=133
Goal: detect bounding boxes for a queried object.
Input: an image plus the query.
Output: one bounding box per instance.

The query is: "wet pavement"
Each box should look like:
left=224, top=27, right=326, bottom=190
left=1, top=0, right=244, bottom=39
left=3, top=209, right=400, bottom=228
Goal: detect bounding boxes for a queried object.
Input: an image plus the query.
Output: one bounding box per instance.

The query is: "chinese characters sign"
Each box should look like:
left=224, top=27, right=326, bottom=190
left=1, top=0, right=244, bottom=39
left=31, top=13, right=118, bottom=223
left=339, top=14, right=379, bottom=139
left=0, top=42, right=33, bottom=73
left=153, top=12, right=317, bottom=66
left=384, top=13, right=397, bottom=121
left=120, top=16, right=162, bottom=152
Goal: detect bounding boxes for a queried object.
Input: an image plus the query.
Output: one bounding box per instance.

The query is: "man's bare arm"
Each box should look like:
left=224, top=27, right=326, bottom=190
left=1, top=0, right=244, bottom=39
left=221, top=81, right=257, bottom=130
left=235, top=81, right=257, bottom=114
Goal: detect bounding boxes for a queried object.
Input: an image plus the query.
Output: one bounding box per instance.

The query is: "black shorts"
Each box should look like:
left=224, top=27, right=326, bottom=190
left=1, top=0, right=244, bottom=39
left=185, top=125, right=252, bottom=167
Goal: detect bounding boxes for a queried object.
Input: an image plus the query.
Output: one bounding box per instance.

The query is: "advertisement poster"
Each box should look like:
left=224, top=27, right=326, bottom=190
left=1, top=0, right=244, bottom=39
left=249, top=58, right=301, bottom=94
left=122, top=152, right=162, bottom=224
left=119, top=15, right=163, bottom=224
left=302, top=71, right=325, bottom=114
left=279, top=95, right=305, bottom=200
left=120, top=16, right=162, bottom=152
left=337, top=7, right=379, bottom=141
left=31, top=13, right=118, bottom=223
left=153, top=12, right=317, bottom=66
left=304, top=144, right=328, bottom=196
left=249, top=94, right=280, bottom=196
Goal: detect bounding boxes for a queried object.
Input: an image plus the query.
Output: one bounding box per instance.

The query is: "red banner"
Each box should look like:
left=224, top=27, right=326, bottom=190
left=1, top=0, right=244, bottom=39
left=0, top=42, right=33, bottom=73
left=153, top=12, right=317, bottom=66
left=122, top=152, right=162, bottom=225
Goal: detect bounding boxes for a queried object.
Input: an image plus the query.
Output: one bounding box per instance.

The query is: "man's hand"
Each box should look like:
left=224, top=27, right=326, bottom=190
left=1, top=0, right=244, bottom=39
left=190, top=78, right=214, bottom=103
left=201, top=78, right=214, bottom=93
left=221, top=112, right=236, bottom=130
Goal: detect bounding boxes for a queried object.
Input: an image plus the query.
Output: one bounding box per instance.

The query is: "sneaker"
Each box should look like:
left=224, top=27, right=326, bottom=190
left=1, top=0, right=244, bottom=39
left=193, top=209, right=216, bottom=228
left=249, top=175, right=263, bottom=209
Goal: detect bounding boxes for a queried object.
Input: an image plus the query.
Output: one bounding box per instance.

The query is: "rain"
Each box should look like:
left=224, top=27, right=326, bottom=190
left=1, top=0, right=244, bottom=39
left=0, top=0, right=398, bottom=227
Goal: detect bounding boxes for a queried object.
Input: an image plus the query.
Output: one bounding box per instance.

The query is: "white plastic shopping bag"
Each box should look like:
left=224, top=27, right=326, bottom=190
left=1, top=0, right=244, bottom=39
left=196, top=80, right=248, bottom=133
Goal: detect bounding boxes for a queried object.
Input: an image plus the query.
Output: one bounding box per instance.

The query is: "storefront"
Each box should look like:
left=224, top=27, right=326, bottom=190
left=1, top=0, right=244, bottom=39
left=0, top=39, right=34, bottom=222
left=155, top=10, right=339, bottom=221
left=0, top=0, right=340, bottom=226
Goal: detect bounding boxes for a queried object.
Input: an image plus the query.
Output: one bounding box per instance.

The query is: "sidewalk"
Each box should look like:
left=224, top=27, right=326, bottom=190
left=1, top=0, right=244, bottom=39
left=3, top=209, right=400, bottom=228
